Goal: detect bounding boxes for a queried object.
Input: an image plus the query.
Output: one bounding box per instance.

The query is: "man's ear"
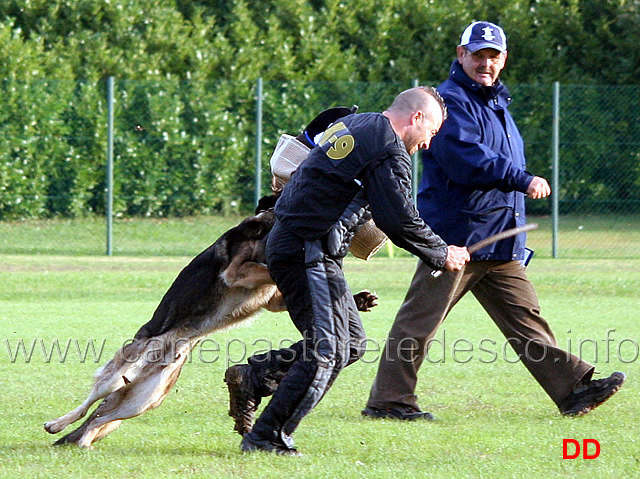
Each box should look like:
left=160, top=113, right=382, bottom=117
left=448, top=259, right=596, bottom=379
left=411, top=110, right=423, bottom=126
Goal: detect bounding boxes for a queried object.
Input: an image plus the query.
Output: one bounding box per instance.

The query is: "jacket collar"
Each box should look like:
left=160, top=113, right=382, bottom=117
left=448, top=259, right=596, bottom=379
left=448, top=60, right=511, bottom=105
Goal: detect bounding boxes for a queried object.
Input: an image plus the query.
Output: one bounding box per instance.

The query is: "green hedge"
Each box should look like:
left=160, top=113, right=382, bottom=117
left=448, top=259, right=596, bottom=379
left=0, top=0, right=638, bottom=219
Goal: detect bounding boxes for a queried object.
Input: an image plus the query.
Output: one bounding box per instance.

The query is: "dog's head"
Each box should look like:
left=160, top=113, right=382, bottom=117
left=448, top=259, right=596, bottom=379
left=255, top=193, right=280, bottom=214
left=231, top=209, right=276, bottom=243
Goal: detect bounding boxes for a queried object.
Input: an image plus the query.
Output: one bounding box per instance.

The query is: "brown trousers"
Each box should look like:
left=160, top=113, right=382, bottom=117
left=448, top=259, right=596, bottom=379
left=366, top=260, right=594, bottom=410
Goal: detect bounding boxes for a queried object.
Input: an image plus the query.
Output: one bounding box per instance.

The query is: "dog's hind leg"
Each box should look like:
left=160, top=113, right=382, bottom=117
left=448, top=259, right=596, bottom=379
left=90, top=420, right=123, bottom=444
left=74, top=344, right=191, bottom=448
left=44, top=360, right=126, bottom=434
left=45, top=340, right=147, bottom=435
left=51, top=399, right=117, bottom=446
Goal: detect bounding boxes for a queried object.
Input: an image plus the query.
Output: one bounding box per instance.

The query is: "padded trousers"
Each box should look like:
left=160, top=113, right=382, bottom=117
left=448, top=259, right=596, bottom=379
left=247, top=221, right=366, bottom=448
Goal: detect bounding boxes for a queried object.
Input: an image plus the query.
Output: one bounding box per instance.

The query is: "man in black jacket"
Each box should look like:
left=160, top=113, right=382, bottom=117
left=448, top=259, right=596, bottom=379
left=225, top=86, right=469, bottom=455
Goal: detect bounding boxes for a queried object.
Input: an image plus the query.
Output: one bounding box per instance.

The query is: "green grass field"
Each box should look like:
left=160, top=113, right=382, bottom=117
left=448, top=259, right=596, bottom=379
left=1, top=217, right=639, bottom=478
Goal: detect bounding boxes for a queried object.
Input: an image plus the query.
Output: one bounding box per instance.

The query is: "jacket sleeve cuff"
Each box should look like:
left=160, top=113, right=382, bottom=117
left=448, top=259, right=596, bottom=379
left=517, top=170, right=535, bottom=192
left=430, top=246, right=448, bottom=270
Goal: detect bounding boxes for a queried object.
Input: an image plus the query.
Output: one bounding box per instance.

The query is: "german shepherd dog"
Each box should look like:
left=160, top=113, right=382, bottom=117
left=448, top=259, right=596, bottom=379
left=44, top=196, right=377, bottom=448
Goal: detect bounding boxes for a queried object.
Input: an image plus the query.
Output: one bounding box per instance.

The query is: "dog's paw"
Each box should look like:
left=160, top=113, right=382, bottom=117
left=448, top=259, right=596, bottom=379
left=44, top=420, right=64, bottom=434
left=353, top=290, right=378, bottom=312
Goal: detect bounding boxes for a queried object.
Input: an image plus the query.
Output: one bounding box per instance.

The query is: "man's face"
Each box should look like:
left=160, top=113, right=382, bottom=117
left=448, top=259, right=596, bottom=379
left=456, top=46, right=507, bottom=86
left=404, top=103, right=443, bottom=155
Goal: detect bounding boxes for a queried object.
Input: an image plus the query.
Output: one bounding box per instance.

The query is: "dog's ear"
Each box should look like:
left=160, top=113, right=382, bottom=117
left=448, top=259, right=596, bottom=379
left=232, top=211, right=275, bottom=242
left=255, top=193, right=280, bottom=214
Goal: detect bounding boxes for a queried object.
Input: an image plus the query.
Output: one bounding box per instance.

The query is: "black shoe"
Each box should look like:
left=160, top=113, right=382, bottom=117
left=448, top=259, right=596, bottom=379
left=361, top=405, right=434, bottom=421
left=224, top=365, right=261, bottom=436
left=241, top=434, right=302, bottom=456
left=559, top=371, right=626, bottom=416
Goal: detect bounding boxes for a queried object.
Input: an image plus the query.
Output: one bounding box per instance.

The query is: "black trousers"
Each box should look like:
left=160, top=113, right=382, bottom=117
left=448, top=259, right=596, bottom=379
left=247, top=221, right=366, bottom=447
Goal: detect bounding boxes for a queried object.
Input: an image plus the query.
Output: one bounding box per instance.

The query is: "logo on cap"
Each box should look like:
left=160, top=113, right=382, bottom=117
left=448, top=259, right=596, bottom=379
left=481, top=27, right=496, bottom=41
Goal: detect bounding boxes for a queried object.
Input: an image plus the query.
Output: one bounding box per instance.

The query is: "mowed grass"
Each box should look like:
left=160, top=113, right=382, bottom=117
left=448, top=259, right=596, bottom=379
left=0, top=216, right=639, bottom=478
left=0, top=215, right=246, bottom=257
left=2, top=213, right=640, bottom=259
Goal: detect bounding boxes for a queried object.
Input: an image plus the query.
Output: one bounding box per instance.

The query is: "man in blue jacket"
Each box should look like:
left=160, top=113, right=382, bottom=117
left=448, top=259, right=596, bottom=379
left=363, top=21, right=625, bottom=421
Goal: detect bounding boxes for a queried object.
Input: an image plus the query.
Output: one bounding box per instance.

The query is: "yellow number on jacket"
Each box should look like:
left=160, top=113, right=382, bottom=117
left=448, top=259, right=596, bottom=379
left=318, top=122, right=355, bottom=160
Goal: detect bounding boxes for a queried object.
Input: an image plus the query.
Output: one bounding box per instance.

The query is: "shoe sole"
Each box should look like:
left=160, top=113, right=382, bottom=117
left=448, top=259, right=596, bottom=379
left=241, top=436, right=302, bottom=456
left=361, top=407, right=434, bottom=421
left=562, top=372, right=626, bottom=416
left=224, top=365, right=258, bottom=435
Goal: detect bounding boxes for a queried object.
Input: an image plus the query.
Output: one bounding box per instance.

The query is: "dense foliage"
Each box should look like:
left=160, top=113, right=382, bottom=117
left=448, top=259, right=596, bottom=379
left=0, top=0, right=639, bottom=218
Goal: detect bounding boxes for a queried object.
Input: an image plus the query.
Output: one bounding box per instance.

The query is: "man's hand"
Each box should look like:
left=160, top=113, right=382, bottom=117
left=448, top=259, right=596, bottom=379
left=443, top=245, right=470, bottom=272
left=527, top=176, right=551, bottom=199
left=271, top=176, right=285, bottom=193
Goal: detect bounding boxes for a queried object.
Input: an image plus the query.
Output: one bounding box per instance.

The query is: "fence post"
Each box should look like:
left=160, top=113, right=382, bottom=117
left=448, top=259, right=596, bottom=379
left=106, top=76, right=114, bottom=256
left=255, top=77, right=263, bottom=206
left=551, top=81, right=560, bottom=258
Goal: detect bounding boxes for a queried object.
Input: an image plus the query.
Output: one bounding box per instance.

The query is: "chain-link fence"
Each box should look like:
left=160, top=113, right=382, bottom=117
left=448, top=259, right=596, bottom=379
left=0, top=79, right=639, bottom=258
left=510, top=83, right=640, bottom=258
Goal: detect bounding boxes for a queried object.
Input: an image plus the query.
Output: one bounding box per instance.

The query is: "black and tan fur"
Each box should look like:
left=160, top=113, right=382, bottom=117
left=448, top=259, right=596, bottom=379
left=44, top=197, right=376, bottom=448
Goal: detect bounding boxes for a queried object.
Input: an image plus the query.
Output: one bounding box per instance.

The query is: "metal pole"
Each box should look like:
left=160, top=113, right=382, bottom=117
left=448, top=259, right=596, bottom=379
left=411, top=78, right=419, bottom=204
left=106, top=76, right=114, bottom=256
left=552, top=82, right=560, bottom=258
left=255, top=77, right=263, bottom=206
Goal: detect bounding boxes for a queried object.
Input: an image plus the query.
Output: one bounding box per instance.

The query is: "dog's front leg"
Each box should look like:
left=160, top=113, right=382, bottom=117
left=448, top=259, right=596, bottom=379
left=44, top=400, right=94, bottom=435
left=73, top=390, right=129, bottom=448
left=264, top=289, right=286, bottom=312
left=51, top=398, right=122, bottom=447
left=223, top=261, right=274, bottom=289
left=51, top=398, right=109, bottom=446
left=88, top=420, right=123, bottom=445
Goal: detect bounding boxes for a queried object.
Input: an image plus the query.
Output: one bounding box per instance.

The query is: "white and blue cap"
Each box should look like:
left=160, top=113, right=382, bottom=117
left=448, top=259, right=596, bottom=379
left=459, top=21, right=507, bottom=53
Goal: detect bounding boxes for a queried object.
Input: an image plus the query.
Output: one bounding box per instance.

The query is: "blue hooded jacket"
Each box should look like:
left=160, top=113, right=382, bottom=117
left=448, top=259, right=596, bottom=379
left=417, top=60, right=534, bottom=261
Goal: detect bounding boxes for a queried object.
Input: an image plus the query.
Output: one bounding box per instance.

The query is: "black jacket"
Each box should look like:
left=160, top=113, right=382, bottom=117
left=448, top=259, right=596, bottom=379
left=275, top=112, right=448, bottom=270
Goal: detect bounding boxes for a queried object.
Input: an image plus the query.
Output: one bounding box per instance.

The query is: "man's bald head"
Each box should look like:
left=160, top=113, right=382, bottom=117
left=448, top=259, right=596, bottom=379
left=387, top=86, right=447, bottom=122
left=384, top=86, right=447, bottom=155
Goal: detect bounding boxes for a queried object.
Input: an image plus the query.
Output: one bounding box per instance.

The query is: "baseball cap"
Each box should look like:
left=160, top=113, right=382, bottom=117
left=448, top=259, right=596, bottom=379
left=459, top=21, right=507, bottom=53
